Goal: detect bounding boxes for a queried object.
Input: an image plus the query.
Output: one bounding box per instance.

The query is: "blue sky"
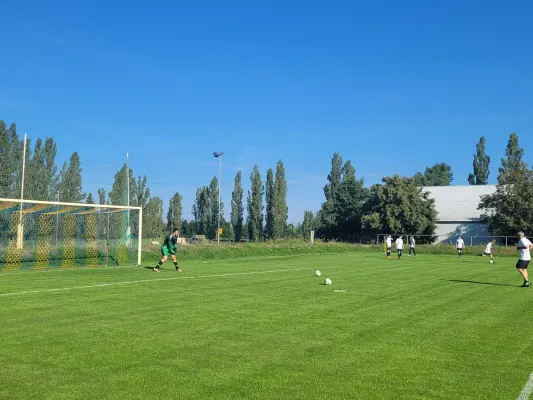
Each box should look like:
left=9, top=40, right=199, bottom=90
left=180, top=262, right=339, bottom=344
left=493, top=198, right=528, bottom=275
left=1, top=0, right=532, bottom=223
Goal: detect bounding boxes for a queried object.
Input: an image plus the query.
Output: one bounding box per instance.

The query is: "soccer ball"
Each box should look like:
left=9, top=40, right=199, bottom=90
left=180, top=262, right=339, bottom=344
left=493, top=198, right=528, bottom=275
left=324, top=278, right=332, bottom=285
left=490, top=260, right=494, bottom=264
left=315, top=270, right=321, bottom=277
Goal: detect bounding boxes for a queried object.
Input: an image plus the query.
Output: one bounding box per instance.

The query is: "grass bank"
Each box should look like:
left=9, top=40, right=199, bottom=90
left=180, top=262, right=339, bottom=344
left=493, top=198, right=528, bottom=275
left=142, top=240, right=520, bottom=263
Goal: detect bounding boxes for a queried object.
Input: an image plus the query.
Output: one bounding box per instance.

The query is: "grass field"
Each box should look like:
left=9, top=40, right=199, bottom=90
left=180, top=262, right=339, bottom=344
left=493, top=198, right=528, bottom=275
left=1, top=251, right=533, bottom=399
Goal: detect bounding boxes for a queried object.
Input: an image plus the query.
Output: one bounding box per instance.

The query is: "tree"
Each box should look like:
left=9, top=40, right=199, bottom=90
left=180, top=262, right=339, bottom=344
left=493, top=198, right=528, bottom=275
left=412, top=172, right=426, bottom=187
left=58, top=152, right=85, bottom=203
left=498, top=133, right=526, bottom=184
left=418, top=163, right=453, bottom=186
left=273, top=160, right=288, bottom=239
left=479, top=167, right=533, bottom=236
left=265, top=168, right=275, bottom=239
left=246, top=165, right=263, bottom=241
left=301, top=211, right=315, bottom=240
left=0, top=121, right=24, bottom=198
left=333, top=161, right=368, bottom=241
left=362, top=175, right=437, bottom=240
left=208, top=176, right=222, bottom=240
left=97, top=188, right=106, bottom=205
left=317, top=152, right=343, bottom=238
left=143, top=196, right=165, bottom=238
left=231, top=171, right=244, bottom=242
left=167, top=192, right=183, bottom=232
left=86, top=193, right=95, bottom=204
left=468, top=136, right=490, bottom=185
left=192, top=186, right=210, bottom=236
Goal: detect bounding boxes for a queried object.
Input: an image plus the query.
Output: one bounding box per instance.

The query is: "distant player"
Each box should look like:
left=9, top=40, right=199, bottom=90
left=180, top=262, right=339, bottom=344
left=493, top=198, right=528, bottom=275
left=516, top=231, right=532, bottom=287
left=154, top=229, right=182, bottom=272
left=386, top=235, right=392, bottom=259
left=408, top=236, right=416, bottom=256
left=396, top=236, right=404, bottom=259
left=456, top=236, right=465, bottom=257
left=484, top=239, right=496, bottom=263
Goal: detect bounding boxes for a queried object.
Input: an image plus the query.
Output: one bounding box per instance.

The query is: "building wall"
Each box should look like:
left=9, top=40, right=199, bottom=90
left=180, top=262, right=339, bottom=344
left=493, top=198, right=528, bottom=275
left=434, top=222, right=491, bottom=245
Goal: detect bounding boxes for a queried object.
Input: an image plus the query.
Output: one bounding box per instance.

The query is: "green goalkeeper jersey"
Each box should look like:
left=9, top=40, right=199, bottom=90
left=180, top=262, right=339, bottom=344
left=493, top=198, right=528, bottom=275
left=163, top=234, right=178, bottom=252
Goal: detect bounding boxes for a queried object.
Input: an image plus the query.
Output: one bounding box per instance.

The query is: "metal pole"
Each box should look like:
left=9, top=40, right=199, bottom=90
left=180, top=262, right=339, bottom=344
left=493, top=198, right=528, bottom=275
left=137, top=207, right=143, bottom=265
left=218, top=154, right=222, bottom=245
left=55, top=191, right=59, bottom=247
left=17, top=134, right=28, bottom=249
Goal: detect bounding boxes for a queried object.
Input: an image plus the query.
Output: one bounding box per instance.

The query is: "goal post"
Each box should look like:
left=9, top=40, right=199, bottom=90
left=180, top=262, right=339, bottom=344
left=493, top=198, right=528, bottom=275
left=0, top=198, right=142, bottom=271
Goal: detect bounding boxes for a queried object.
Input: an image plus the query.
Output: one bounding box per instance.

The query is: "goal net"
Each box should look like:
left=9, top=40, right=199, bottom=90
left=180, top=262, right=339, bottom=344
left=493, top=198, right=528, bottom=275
left=0, top=198, right=142, bottom=271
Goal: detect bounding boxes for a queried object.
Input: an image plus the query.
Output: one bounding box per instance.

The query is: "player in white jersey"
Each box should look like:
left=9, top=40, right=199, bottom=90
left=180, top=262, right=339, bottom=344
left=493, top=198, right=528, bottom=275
left=516, top=232, right=532, bottom=287
left=386, top=235, right=392, bottom=258
left=408, top=236, right=416, bottom=256
left=456, top=237, right=465, bottom=257
left=395, top=236, right=404, bottom=259
left=484, top=239, right=496, bottom=262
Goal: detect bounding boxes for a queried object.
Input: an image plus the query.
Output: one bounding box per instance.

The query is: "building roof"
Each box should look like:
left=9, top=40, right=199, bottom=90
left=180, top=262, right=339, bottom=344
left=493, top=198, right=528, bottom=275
left=422, top=185, right=497, bottom=222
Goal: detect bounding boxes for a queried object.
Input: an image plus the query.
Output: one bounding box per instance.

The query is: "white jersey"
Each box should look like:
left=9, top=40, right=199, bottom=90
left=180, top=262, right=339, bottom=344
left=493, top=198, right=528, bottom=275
left=386, top=237, right=392, bottom=248
left=518, top=237, right=532, bottom=261
left=456, top=238, right=464, bottom=249
left=396, top=238, right=403, bottom=250
left=485, top=242, right=493, bottom=254
left=410, top=237, right=415, bottom=247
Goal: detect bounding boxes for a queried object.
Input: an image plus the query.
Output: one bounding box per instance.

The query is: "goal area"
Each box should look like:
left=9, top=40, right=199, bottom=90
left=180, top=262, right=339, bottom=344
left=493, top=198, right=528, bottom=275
left=0, top=198, right=142, bottom=271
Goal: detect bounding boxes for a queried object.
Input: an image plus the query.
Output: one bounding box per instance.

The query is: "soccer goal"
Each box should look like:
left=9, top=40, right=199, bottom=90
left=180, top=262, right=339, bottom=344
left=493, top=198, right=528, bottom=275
left=0, top=198, right=142, bottom=271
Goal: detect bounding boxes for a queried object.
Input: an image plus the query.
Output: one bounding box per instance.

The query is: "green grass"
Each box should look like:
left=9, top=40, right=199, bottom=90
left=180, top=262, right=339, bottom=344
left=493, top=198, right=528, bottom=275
left=1, top=252, right=533, bottom=399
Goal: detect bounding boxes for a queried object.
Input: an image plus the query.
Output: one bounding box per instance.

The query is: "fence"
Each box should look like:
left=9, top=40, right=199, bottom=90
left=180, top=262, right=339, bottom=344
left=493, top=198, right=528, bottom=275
left=376, top=234, right=519, bottom=247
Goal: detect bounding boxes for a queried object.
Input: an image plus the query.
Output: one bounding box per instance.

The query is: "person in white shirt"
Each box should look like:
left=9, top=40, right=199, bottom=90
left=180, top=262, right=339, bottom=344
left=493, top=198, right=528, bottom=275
left=386, top=235, right=392, bottom=259
left=408, top=236, right=416, bottom=256
left=484, top=239, right=496, bottom=262
left=516, top=231, right=533, bottom=287
left=395, top=236, right=404, bottom=259
left=456, top=237, right=465, bottom=257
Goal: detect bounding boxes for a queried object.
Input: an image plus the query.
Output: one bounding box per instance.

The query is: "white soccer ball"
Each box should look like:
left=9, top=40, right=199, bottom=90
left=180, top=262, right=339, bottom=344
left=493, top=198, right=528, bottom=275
left=324, top=278, right=332, bottom=285
left=490, top=260, right=494, bottom=264
left=315, top=270, right=321, bottom=277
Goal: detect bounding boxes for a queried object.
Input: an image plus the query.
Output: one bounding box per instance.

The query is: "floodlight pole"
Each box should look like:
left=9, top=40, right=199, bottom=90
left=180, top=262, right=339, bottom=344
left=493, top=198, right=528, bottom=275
left=213, top=152, right=224, bottom=245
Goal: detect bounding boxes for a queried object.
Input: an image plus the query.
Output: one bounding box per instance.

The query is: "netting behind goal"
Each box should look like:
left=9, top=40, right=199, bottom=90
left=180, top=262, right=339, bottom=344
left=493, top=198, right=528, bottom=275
left=0, top=198, right=141, bottom=271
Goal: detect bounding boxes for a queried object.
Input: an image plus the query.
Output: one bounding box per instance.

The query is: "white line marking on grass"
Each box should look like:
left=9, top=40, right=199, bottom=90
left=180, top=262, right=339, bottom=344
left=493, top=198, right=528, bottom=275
left=0, top=268, right=308, bottom=297
left=517, top=372, right=533, bottom=400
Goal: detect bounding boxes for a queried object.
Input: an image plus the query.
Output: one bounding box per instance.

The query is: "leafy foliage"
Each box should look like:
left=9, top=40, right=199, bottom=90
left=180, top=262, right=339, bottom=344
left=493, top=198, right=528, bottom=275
left=231, top=171, right=244, bottom=242
left=246, top=165, right=263, bottom=241
left=413, top=163, right=453, bottom=186
left=498, top=133, right=526, bottom=184
left=273, top=160, right=288, bottom=239
left=265, top=168, right=274, bottom=239
left=468, top=136, right=490, bottom=185
left=167, top=192, right=183, bottom=232
left=362, top=175, right=437, bottom=239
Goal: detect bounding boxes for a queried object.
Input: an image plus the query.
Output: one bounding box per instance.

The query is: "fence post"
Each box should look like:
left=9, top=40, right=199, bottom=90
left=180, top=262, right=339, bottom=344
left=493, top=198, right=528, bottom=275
left=471, top=236, right=473, bottom=246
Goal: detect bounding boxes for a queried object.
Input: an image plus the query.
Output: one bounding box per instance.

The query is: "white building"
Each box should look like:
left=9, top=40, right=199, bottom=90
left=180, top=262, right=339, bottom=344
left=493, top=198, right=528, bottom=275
left=422, top=185, right=497, bottom=244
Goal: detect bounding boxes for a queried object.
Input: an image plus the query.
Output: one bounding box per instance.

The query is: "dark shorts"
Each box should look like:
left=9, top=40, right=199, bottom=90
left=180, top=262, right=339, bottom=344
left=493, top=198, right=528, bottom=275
left=457, top=248, right=463, bottom=251
left=387, top=247, right=392, bottom=251
left=484, top=252, right=492, bottom=256
left=516, top=260, right=530, bottom=269
left=161, top=246, right=176, bottom=257
left=397, top=249, right=403, bottom=254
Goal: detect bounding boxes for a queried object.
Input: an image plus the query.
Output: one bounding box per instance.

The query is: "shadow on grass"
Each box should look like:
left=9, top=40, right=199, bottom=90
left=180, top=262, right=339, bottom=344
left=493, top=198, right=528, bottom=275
left=444, top=279, right=516, bottom=287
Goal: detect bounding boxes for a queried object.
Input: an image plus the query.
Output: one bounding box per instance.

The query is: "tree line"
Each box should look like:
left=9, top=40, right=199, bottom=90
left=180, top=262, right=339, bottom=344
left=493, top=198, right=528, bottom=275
left=2, top=118, right=531, bottom=242
left=308, top=133, right=531, bottom=242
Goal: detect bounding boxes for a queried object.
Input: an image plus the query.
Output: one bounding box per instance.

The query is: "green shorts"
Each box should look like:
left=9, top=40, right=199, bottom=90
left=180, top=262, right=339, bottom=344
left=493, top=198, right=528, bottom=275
left=161, top=246, right=176, bottom=257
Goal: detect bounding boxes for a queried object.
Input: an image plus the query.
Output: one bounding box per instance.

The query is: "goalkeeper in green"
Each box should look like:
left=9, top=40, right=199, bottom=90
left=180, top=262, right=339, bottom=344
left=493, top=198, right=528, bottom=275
left=154, top=229, right=182, bottom=272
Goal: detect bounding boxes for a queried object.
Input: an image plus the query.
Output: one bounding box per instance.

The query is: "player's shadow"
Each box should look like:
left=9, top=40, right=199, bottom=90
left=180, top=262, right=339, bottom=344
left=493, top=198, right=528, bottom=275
left=144, top=266, right=156, bottom=271
left=444, top=279, right=515, bottom=287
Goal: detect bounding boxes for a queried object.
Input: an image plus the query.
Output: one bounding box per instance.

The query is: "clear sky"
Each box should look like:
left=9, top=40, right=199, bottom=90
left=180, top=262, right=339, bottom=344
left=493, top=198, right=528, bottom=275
left=1, top=0, right=532, bottom=223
